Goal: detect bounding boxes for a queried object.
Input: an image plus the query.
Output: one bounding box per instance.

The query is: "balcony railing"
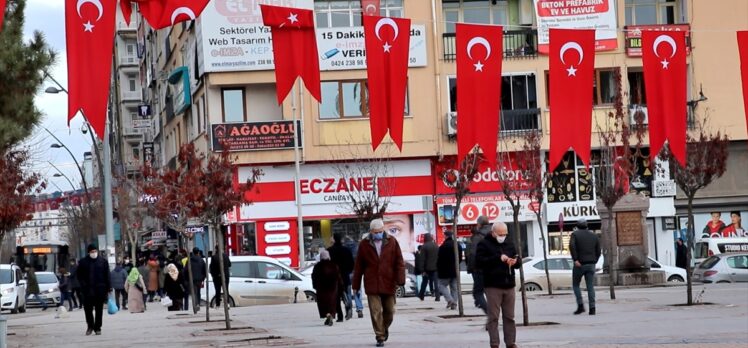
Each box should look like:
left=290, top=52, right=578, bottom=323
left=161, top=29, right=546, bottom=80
left=119, top=55, right=138, bottom=65
left=443, top=29, right=538, bottom=62
left=121, top=91, right=141, bottom=101
left=500, top=108, right=541, bottom=135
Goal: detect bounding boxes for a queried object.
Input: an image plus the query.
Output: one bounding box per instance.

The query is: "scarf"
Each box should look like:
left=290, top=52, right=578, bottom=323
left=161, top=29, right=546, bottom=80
left=166, top=263, right=179, bottom=281
left=127, top=268, right=139, bottom=285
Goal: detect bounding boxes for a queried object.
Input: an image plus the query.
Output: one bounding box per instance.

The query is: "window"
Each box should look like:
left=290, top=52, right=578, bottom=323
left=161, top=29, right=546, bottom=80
left=0, top=270, right=11, bottom=284
left=727, top=256, right=748, bottom=269
left=222, top=88, right=246, bottom=122
left=532, top=258, right=569, bottom=270
left=443, top=0, right=508, bottom=33
left=256, top=262, right=285, bottom=279
left=625, top=0, right=680, bottom=25
left=319, top=79, right=409, bottom=119
left=231, top=261, right=253, bottom=278
left=129, top=78, right=137, bottom=91
left=545, top=68, right=619, bottom=106
left=314, top=0, right=402, bottom=28
left=547, top=152, right=596, bottom=203
left=628, top=69, right=646, bottom=106
left=126, top=44, right=135, bottom=55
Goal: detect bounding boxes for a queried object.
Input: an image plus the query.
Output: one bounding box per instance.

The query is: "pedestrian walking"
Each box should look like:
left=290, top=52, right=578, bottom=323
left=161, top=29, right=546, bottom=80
left=209, top=246, right=231, bottom=307
left=124, top=267, right=146, bottom=313
left=57, top=267, right=74, bottom=311
left=476, top=222, right=521, bottom=348
left=352, top=219, right=406, bottom=347
left=312, top=249, right=343, bottom=326
left=137, top=258, right=149, bottom=308
left=24, top=266, right=48, bottom=311
left=163, top=263, right=185, bottom=311
left=414, top=245, right=424, bottom=293
left=417, top=233, right=439, bottom=301
left=190, top=248, right=207, bottom=310
left=328, top=232, right=354, bottom=321
left=110, top=261, right=128, bottom=310
left=146, top=256, right=160, bottom=302
left=466, top=215, right=490, bottom=313
left=344, top=235, right=365, bottom=318
left=123, top=256, right=134, bottom=274
left=675, top=238, right=688, bottom=270
left=69, top=259, right=82, bottom=309
left=437, top=231, right=462, bottom=310
left=77, top=244, right=111, bottom=336
left=569, top=218, right=601, bottom=315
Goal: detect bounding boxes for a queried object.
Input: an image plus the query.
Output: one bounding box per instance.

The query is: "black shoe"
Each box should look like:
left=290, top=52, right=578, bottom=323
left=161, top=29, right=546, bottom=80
left=435, top=298, right=440, bottom=302
left=418, top=295, right=424, bottom=301
left=376, top=340, right=384, bottom=347
left=324, top=315, right=333, bottom=326
left=95, top=331, right=101, bottom=336
left=574, top=305, right=585, bottom=315
left=589, top=307, right=596, bottom=315
left=42, top=307, right=48, bottom=311
left=85, top=329, right=93, bottom=336
left=384, top=329, right=389, bottom=342
left=345, top=308, right=353, bottom=320
left=336, top=317, right=344, bottom=322
left=357, top=310, right=364, bottom=318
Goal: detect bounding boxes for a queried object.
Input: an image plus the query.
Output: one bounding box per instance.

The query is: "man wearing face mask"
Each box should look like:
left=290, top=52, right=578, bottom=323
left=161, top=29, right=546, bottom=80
left=77, top=244, right=111, bottom=336
left=352, top=219, right=405, bottom=347
left=476, top=222, right=521, bottom=348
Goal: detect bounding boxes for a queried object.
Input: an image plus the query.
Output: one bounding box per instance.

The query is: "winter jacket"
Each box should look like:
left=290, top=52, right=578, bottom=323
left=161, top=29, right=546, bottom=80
left=352, top=234, right=406, bottom=296
left=110, top=266, right=128, bottom=290
left=569, top=228, right=601, bottom=265
left=69, top=264, right=81, bottom=289
left=437, top=238, right=462, bottom=279
left=57, top=273, right=70, bottom=292
left=210, top=252, right=231, bottom=281
left=190, top=255, right=206, bottom=283
left=26, top=270, right=40, bottom=295
left=414, top=250, right=425, bottom=275
left=328, top=242, right=355, bottom=286
left=421, top=237, right=439, bottom=272
left=466, top=224, right=491, bottom=273
left=77, top=255, right=112, bottom=302
left=164, top=272, right=185, bottom=301
left=476, top=234, right=522, bottom=289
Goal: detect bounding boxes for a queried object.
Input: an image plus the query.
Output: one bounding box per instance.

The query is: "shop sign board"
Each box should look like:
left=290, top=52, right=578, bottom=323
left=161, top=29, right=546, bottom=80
left=625, top=24, right=690, bottom=57
left=212, top=120, right=302, bottom=151
left=435, top=194, right=535, bottom=226
left=547, top=201, right=600, bottom=222
left=533, top=0, right=618, bottom=53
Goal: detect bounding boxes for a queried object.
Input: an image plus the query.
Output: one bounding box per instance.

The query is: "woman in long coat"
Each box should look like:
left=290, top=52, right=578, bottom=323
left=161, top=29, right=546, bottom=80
left=124, top=267, right=146, bottom=313
left=146, top=257, right=160, bottom=301
left=163, top=263, right=185, bottom=311
left=311, top=249, right=343, bottom=326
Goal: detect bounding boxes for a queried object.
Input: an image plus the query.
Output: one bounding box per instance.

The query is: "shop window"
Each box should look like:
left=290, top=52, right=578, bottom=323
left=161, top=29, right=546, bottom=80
left=221, top=88, right=246, bottom=123
left=547, top=152, right=596, bottom=203
left=320, top=79, right=409, bottom=119
left=315, top=0, right=403, bottom=28
left=625, top=0, right=681, bottom=25
left=241, top=223, right=257, bottom=256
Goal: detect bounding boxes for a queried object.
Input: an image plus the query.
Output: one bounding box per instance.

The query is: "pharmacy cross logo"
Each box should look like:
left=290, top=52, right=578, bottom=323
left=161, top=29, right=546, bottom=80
left=466, top=36, right=491, bottom=72
left=560, top=41, right=584, bottom=77
left=653, top=34, right=678, bottom=69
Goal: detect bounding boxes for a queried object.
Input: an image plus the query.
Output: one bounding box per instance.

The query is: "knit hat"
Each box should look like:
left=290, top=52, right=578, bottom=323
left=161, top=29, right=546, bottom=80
left=87, top=244, right=97, bottom=253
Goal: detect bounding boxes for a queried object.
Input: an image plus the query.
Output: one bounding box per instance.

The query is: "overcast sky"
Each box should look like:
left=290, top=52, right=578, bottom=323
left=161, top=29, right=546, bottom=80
left=25, top=0, right=95, bottom=194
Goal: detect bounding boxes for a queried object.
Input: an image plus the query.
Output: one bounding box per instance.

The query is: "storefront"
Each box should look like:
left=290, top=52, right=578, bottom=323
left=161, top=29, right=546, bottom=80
left=232, top=159, right=436, bottom=268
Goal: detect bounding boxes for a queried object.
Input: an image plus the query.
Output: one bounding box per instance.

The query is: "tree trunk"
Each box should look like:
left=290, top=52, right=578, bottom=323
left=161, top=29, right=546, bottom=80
left=535, top=212, right=552, bottom=295
left=606, top=208, right=616, bottom=300
left=215, top=224, right=232, bottom=329
left=513, top=208, right=529, bottom=326
left=686, top=194, right=695, bottom=306
left=203, top=232, right=210, bottom=322
left=453, top=196, right=464, bottom=317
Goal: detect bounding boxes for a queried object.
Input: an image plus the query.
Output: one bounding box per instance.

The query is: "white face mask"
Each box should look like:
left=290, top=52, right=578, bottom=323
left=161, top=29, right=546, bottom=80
left=89, top=252, right=98, bottom=259
left=496, top=236, right=507, bottom=244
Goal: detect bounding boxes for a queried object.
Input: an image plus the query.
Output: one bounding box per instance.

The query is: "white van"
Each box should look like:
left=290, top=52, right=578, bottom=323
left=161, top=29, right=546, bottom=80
left=202, top=256, right=315, bottom=307
left=1, top=264, right=27, bottom=314
left=694, top=237, right=748, bottom=266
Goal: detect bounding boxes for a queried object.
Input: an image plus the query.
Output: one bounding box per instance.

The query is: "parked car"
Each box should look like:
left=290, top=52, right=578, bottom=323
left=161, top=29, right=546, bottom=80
left=693, top=253, right=748, bottom=283
left=26, top=272, right=61, bottom=307
left=694, top=237, right=748, bottom=266
left=0, top=264, right=26, bottom=314
left=647, top=257, right=687, bottom=283
left=305, top=261, right=416, bottom=298
left=202, top=256, right=315, bottom=307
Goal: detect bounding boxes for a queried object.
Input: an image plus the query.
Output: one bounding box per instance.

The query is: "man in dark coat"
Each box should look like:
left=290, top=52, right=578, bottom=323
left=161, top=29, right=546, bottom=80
left=466, top=215, right=491, bottom=312
left=77, top=244, right=111, bottom=336
left=352, top=219, right=405, bottom=347
left=476, top=222, right=522, bottom=348
left=69, top=259, right=82, bottom=309
left=437, top=231, right=462, bottom=310
left=210, top=246, right=231, bottom=307
left=328, top=232, right=355, bottom=321
left=417, top=233, right=439, bottom=301
left=312, top=249, right=343, bottom=326
left=190, top=248, right=206, bottom=311
left=675, top=238, right=688, bottom=270
left=569, top=218, right=601, bottom=315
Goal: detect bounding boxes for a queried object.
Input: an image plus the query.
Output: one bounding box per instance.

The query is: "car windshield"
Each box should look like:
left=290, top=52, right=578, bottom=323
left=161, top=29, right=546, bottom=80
left=699, top=256, right=721, bottom=269
left=36, top=273, right=58, bottom=284
left=694, top=242, right=709, bottom=259
left=0, top=270, right=11, bottom=284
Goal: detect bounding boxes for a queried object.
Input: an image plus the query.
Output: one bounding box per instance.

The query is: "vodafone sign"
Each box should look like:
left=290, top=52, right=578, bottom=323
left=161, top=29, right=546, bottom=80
left=435, top=155, right=527, bottom=195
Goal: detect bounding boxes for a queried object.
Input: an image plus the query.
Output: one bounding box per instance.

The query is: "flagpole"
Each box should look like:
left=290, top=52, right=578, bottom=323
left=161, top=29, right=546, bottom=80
left=292, top=79, right=305, bottom=269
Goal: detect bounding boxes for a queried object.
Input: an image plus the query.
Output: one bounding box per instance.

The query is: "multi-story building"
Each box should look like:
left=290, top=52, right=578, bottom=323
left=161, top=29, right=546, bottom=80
left=128, top=0, right=748, bottom=269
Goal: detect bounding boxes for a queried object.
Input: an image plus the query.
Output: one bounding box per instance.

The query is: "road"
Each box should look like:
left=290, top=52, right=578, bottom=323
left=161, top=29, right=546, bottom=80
left=3, top=283, right=747, bottom=347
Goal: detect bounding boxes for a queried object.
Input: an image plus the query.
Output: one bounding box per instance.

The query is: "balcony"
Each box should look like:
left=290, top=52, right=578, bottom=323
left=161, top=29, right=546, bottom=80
left=443, top=29, right=538, bottom=62
left=630, top=104, right=696, bottom=129
left=121, top=91, right=141, bottom=102
left=119, top=55, right=138, bottom=66
left=444, top=108, right=541, bottom=138
left=123, top=127, right=146, bottom=137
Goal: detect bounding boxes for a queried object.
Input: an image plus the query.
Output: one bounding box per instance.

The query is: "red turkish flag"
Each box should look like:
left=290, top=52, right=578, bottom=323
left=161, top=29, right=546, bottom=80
left=364, top=16, right=410, bottom=151
left=261, top=5, right=321, bottom=104
left=642, top=31, right=687, bottom=166
left=66, top=0, right=117, bottom=139
left=0, top=0, right=7, bottom=31
left=456, top=23, right=503, bottom=166
left=738, top=31, right=748, bottom=138
left=120, top=0, right=207, bottom=29
left=361, top=0, right=380, bottom=16
left=548, top=28, right=596, bottom=170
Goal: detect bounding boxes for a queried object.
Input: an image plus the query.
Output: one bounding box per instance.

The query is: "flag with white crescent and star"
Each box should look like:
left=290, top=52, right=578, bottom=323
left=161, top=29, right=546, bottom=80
left=261, top=4, right=321, bottom=104
left=642, top=30, right=687, bottom=166
left=364, top=15, right=410, bottom=151
left=65, top=0, right=117, bottom=139
left=738, top=31, right=748, bottom=139
left=120, top=0, right=209, bottom=29
left=456, top=23, right=503, bottom=166
left=549, top=28, right=595, bottom=170
left=361, top=0, right=380, bottom=16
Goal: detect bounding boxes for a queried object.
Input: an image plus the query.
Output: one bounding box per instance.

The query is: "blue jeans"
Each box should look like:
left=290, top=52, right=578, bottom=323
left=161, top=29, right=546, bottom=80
left=31, top=293, right=48, bottom=309
left=346, top=283, right=363, bottom=311
left=418, top=270, right=439, bottom=300
left=59, top=291, right=73, bottom=310
left=572, top=263, right=597, bottom=308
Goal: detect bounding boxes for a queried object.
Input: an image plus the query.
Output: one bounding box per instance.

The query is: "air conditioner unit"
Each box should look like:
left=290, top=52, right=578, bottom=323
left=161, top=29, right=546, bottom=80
left=446, top=112, right=457, bottom=136
left=629, top=105, right=648, bottom=125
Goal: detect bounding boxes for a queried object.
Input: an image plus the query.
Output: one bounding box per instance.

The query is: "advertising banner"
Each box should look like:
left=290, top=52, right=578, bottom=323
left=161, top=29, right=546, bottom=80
left=434, top=154, right=528, bottom=195
left=256, top=219, right=299, bottom=267
left=624, top=24, right=691, bottom=57
left=198, top=0, right=426, bottom=72
left=211, top=120, right=302, bottom=151
left=533, top=0, right=618, bottom=53
left=436, top=194, right=535, bottom=226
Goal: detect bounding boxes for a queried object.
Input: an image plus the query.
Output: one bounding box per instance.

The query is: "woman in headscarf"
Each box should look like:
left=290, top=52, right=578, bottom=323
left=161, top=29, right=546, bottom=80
left=124, top=267, right=146, bottom=313
left=163, top=263, right=185, bottom=311
left=311, top=249, right=343, bottom=326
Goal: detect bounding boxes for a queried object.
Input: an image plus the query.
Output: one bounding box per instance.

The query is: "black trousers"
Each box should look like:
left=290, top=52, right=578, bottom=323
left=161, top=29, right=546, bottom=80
left=213, top=279, right=222, bottom=305
left=83, top=297, right=104, bottom=331
left=114, top=289, right=127, bottom=308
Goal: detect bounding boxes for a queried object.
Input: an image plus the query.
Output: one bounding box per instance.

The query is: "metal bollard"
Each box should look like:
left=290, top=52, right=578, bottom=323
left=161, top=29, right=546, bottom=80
left=294, top=287, right=299, bottom=304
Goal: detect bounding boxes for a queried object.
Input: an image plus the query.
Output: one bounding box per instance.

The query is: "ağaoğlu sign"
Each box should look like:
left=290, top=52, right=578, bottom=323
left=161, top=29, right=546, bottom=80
left=211, top=120, right=302, bottom=151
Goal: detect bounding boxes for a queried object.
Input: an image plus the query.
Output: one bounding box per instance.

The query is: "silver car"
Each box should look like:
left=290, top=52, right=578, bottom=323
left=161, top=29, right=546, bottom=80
left=692, top=253, right=748, bottom=283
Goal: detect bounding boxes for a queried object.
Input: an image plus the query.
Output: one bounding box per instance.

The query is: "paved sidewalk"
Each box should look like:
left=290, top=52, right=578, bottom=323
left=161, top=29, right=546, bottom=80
left=4, top=283, right=748, bottom=347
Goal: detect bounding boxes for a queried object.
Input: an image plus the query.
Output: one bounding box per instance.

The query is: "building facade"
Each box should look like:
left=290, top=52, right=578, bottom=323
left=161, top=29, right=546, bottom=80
left=117, top=0, right=748, bottom=268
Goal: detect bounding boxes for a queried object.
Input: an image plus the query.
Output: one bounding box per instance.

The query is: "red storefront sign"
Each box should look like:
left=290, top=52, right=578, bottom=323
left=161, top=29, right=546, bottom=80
left=255, top=219, right=300, bottom=268
left=433, top=154, right=528, bottom=195
left=625, top=24, right=691, bottom=57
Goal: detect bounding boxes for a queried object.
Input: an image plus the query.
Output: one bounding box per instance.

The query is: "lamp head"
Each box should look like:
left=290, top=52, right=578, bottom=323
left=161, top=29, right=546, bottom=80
left=50, top=143, right=63, bottom=149
left=45, top=86, right=62, bottom=94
